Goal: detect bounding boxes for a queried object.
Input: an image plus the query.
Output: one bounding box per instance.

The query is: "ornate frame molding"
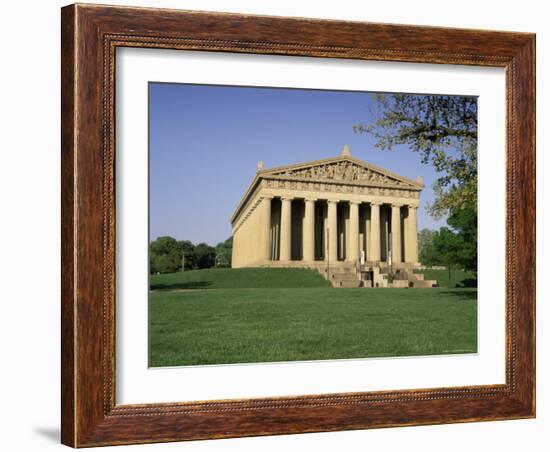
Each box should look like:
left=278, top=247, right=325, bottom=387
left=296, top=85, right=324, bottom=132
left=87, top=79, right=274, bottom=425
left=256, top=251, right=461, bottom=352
left=61, top=4, right=535, bottom=447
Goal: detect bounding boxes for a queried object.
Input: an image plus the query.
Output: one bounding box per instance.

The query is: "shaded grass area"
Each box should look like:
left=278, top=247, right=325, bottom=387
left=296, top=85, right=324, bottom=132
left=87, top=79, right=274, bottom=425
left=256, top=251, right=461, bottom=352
left=150, top=267, right=330, bottom=290
left=417, top=268, right=477, bottom=288
left=149, top=287, right=477, bottom=367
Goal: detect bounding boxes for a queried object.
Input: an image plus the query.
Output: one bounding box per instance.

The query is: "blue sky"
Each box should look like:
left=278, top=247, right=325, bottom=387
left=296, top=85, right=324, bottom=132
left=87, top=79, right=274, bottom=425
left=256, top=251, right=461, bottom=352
left=149, top=83, right=449, bottom=245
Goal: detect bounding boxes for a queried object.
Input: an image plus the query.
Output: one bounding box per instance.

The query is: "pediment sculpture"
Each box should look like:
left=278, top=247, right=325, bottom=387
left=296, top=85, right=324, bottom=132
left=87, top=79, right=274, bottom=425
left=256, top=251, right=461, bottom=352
left=269, top=161, right=408, bottom=186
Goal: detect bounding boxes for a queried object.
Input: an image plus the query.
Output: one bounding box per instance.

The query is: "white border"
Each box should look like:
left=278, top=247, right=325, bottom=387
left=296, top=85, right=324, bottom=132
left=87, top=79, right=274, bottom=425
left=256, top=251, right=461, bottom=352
left=116, top=48, right=506, bottom=404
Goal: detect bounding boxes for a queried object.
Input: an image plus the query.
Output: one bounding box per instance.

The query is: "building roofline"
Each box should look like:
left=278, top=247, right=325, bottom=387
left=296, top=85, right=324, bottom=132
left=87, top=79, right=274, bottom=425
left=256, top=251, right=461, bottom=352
left=230, top=154, right=424, bottom=225
left=258, top=155, right=423, bottom=188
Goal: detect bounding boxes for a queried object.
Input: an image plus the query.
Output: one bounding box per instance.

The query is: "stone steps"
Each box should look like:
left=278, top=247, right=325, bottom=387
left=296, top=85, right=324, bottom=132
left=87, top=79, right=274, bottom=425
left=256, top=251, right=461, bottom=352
left=318, top=264, right=439, bottom=289
left=412, top=280, right=437, bottom=288
left=329, top=271, right=362, bottom=288
left=329, top=271, right=357, bottom=278
left=332, top=279, right=362, bottom=288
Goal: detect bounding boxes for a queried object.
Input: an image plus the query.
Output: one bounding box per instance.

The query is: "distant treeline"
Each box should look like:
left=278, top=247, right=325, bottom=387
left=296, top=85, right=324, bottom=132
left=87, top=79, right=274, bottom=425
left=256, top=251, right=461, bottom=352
left=418, top=203, right=477, bottom=278
left=149, top=236, right=232, bottom=274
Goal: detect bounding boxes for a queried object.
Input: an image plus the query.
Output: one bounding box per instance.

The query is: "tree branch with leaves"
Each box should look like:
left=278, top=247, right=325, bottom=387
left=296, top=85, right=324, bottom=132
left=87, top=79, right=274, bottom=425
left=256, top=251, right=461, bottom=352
left=354, top=94, right=478, bottom=218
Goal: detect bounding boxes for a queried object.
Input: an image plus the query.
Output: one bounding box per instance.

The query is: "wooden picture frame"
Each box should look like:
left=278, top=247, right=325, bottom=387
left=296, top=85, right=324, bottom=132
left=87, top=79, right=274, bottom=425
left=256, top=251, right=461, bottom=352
left=61, top=3, right=535, bottom=447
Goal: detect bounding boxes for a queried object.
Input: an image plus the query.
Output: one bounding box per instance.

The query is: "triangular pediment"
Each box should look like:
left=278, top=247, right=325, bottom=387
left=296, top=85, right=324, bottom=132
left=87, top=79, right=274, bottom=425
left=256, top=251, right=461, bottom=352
left=260, top=157, right=421, bottom=189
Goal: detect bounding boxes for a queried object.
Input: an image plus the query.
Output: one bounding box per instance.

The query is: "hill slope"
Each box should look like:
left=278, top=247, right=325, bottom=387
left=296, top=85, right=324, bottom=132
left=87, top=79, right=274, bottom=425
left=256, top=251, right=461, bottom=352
left=150, top=267, right=331, bottom=290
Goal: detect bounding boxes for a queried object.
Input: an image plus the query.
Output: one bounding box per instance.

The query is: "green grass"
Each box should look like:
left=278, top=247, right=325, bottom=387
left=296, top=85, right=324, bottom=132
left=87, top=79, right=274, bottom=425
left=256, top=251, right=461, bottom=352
left=150, top=267, right=330, bottom=290
left=416, top=268, right=477, bottom=288
left=149, top=268, right=477, bottom=367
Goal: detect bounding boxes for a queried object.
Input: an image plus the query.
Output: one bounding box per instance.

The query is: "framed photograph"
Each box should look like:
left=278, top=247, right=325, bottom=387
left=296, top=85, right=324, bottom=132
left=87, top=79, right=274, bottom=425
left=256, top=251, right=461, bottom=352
left=61, top=3, right=535, bottom=447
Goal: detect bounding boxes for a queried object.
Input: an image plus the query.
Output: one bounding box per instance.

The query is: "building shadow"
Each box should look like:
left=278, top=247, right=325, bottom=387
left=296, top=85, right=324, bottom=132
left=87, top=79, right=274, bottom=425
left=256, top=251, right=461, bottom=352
left=458, top=278, right=478, bottom=288
left=442, top=289, right=478, bottom=301
left=150, top=280, right=213, bottom=291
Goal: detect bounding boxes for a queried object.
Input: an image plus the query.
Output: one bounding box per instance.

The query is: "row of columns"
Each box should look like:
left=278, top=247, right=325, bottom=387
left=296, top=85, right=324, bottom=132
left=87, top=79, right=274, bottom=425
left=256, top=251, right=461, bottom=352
left=261, top=196, right=419, bottom=264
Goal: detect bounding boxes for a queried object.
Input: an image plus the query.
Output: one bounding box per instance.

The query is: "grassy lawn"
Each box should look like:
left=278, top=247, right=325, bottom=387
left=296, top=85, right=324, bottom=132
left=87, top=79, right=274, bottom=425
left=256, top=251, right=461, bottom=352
left=149, top=268, right=477, bottom=367
left=416, top=268, right=477, bottom=288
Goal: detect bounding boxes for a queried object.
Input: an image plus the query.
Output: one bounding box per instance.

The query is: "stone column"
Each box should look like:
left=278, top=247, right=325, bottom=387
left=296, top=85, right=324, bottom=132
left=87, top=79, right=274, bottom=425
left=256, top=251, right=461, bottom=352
left=347, top=201, right=360, bottom=263
left=260, top=196, right=272, bottom=261
left=303, top=198, right=316, bottom=262
left=365, top=205, right=371, bottom=258
left=280, top=197, right=292, bottom=261
left=369, top=202, right=381, bottom=262
left=405, top=205, right=419, bottom=264
left=391, top=204, right=402, bottom=264
left=327, top=200, right=338, bottom=264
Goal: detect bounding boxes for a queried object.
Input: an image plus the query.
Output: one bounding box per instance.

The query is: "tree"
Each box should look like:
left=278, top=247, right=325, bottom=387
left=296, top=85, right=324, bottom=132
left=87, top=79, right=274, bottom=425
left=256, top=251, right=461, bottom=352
left=446, top=202, right=477, bottom=273
left=150, top=253, right=177, bottom=274
left=428, top=198, right=477, bottom=276
left=177, top=240, right=196, bottom=270
left=215, top=237, right=233, bottom=267
left=354, top=94, right=477, bottom=218
left=418, top=228, right=443, bottom=267
left=150, top=236, right=179, bottom=256
left=149, top=236, right=182, bottom=274
left=194, top=243, right=216, bottom=269
left=432, top=227, right=462, bottom=280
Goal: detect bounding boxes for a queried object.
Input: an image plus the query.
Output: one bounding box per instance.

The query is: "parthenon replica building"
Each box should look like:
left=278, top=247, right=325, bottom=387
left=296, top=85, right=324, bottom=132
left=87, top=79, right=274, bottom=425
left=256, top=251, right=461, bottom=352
left=230, top=146, right=435, bottom=288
